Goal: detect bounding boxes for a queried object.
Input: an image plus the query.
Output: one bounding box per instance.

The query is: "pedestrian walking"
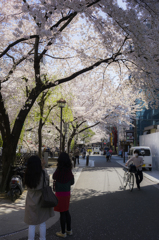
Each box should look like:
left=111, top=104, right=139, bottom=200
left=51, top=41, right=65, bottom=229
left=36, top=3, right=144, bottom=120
left=52, top=152, right=74, bottom=238
left=74, top=147, right=80, bottom=164
left=125, top=149, right=144, bottom=190
left=69, top=151, right=75, bottom=168
left=82, top=147, right=86, bottom=159
left=24, top=155, right=54, bottom=240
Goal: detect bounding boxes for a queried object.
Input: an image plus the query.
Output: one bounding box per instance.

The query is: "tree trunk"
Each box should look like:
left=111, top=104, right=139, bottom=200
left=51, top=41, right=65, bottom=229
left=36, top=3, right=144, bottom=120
left=67, top=138, right=72, bottom=154
left=38, top=92, right=45, bottom=158
left=38, top=118, right=42, bottom=158
left=0, top=86, right=43, bottom=192
left=67, top=133, right=76, bottom=154
left=1, top=138, right=17, bottom=192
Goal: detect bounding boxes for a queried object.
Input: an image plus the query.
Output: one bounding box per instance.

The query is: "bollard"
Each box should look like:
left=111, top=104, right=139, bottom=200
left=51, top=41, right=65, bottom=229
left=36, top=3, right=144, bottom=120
left=86, top=155, right=89, bottom=166
left=44, top=152, right=48, bottom=168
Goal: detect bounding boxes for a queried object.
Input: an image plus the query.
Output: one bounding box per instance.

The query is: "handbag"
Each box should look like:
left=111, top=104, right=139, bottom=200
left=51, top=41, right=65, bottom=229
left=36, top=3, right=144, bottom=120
left=129, top=164, right=136, bottom=173
left=41, top=170, right=58, bottom=208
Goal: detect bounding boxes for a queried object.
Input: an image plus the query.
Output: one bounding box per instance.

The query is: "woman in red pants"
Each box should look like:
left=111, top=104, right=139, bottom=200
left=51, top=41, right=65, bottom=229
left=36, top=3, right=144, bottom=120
left=53, top=152, right=74, bottom=238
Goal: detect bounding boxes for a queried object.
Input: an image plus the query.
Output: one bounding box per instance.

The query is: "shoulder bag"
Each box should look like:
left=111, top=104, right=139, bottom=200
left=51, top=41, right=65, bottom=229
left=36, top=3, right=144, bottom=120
left=41, top=170, right=58, bottom=208
left=128, top=164, right=137, bottom=173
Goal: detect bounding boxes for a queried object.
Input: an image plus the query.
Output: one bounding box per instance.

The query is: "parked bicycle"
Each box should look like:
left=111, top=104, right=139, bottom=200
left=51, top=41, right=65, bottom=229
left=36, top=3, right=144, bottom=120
left=123, top=164, right=136, bottom=191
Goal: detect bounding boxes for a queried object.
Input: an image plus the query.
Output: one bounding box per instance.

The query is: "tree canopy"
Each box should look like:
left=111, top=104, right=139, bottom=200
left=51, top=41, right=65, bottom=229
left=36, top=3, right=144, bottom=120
left=1, top=0, right=159, bottom=191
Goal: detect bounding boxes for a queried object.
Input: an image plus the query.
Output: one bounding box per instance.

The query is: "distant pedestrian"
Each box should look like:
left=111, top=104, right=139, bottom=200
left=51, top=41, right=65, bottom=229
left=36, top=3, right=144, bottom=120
left=82, top=148, right=86, bottom=159
left=69, top=151, right=75, bottom=167
left=109, top=149, right=113, bottom=154
left=125, top=149, right=143, bottom=190
left=53, top=152, right=74, bottom=238
left=74, top=147, right=80, bottom=164
left=24, top=155, right=54, bottom=240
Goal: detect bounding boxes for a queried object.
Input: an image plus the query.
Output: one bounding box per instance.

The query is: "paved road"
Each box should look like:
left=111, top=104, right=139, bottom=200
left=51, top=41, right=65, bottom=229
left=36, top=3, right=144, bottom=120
left=20, top=155, right=159, bottom=240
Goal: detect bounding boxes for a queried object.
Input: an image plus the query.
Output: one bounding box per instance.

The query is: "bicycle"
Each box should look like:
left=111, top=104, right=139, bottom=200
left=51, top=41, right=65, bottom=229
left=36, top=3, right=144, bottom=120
left=106, top=154, right=111, bottom=162
left=123, top=164, right=136, bottom=191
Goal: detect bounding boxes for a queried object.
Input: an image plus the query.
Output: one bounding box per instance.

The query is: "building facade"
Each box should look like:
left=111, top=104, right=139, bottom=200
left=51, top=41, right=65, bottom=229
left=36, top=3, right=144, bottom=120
left=136, top=108, right=159, bottom=141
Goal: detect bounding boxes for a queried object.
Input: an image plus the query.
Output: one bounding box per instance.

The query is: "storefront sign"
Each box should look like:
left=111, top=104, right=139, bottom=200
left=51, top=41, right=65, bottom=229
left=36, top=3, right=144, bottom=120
left=126, top=131, right=134, bottom=143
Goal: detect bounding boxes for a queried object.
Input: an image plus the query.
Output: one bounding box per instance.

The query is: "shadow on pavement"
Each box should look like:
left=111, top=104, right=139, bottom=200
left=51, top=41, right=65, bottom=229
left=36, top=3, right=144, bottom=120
left=19, top=183, right=159, bottom=240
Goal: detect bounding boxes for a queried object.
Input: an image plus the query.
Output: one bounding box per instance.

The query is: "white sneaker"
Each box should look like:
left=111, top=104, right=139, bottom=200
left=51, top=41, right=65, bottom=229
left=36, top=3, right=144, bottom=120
left=65, top=229, right=73, bottom=236
left=56, top=231, right=67, bottom=238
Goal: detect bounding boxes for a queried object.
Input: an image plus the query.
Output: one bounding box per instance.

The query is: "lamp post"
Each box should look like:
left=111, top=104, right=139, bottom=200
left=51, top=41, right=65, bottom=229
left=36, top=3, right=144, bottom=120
left=57, top=98, right=66, bottom=153
left=123, top=127, right=126, bottom=163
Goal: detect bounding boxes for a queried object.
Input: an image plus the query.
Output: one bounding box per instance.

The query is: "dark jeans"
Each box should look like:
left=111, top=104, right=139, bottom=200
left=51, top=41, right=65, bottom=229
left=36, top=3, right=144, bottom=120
left=60, top=211, right=71, bottom=234
left=135, top=170, right=143, bottom=189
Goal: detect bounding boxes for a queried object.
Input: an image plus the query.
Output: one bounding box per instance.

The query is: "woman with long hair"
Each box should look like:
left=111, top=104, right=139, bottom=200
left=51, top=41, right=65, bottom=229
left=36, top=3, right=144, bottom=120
left=24, top=155, right=54, bottom=240
left=53, top=152, right=74, bottom=238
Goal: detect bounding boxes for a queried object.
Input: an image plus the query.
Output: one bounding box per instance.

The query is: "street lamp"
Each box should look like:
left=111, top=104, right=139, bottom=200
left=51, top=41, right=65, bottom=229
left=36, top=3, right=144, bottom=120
left=57, top=98, right=66, bottom=153
left=123, top=127, right=126, bottom=163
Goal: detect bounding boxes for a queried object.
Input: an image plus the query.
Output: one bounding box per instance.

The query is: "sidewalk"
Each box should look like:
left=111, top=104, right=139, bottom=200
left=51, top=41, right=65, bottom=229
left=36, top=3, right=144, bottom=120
left=0, top=157, right=93, bottom=240
left=114, top=155, right=159, bottom=183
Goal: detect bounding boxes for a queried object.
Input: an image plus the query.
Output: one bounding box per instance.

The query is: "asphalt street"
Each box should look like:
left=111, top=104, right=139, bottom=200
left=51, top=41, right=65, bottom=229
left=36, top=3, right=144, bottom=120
left=20, top=155, right=159, bottom=240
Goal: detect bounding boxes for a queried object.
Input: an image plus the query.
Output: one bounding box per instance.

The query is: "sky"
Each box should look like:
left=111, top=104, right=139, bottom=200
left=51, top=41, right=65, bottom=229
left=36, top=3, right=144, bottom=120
left=117, top=0, right=127, bottom=10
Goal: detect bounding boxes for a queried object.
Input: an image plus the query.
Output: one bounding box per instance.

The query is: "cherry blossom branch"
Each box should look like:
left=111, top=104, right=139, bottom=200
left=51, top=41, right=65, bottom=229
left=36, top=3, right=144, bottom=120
left=6, top=53, right=15, bottom=64
left=46, top=52, right=122, bottom=88
left=2, top=47, right=34, bottom=83
left=39, top=12, right=77, bottom=60
left=39, top=0, right=101, bottom=60
left=78, top=122, right=100, bottom=134
left=50, top=12, right=77, bottom=31
left=133, top=0, right=158, bottom=16
left=51, top=121, right=63, bottom=137
left=42, top=104, right=57, bottom=126
left=43, top=53, right=75, bottom=60
left=49, top=0, right=101, bottom=30
left=119, top=58, right=149, bottom=74
left=0, top=35, right=39, bottom=59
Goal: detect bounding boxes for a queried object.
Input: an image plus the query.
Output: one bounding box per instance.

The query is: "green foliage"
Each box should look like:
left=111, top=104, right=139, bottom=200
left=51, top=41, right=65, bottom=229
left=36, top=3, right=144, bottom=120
left=79, top=126, right=95, bottom=143
left=63, top=106, right=74, bottom=122
left=19, top=126, right=25, bottom=145
left=16, top=152, right=21, bottom=159
left=70, top=139, right=75, bottom=151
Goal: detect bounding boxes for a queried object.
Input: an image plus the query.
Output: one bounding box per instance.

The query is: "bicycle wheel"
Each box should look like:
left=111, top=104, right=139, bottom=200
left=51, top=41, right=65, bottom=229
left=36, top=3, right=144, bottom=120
left=128, top=173, right=134, bottom=191
left=123, top=172, right=128, bottom=189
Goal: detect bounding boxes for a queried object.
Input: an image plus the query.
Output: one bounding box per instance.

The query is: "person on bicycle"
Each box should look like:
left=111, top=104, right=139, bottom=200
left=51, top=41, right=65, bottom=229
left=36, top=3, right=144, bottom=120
left=125, top=149, right=143, bottom=190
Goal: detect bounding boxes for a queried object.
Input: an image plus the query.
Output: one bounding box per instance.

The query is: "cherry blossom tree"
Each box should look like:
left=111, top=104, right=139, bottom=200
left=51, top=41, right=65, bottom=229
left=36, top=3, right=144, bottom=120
left=1, top=0, right=159, bottom=191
